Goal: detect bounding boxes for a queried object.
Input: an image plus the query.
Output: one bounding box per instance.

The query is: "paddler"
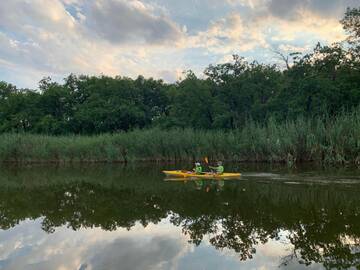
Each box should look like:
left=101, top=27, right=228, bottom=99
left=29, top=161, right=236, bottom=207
left=193, top=162, right=203, bottom=174
left=209, top=161, right=224, bottom=175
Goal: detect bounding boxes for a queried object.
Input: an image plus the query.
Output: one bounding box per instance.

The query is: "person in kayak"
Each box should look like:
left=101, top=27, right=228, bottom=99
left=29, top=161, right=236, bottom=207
left=209, top=161, right=224, bottom=175
left=193, top=162, right=203, bottom=174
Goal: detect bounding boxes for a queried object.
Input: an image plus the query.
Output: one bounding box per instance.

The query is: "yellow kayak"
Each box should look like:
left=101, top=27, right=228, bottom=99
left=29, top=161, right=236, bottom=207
left=162, top=170, right=241, bottom=179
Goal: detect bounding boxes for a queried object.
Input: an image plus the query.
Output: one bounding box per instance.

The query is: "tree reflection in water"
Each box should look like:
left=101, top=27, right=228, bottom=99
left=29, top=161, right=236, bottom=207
left=0, top=165, right=359, bottom=269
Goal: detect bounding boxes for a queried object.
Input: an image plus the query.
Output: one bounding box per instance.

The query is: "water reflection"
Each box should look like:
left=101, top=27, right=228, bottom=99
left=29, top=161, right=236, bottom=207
left=0, top=219, right=188, bottom=270
left=165, top=178, right=225, bottom=192
left=0, top=165, right=359, bottom=269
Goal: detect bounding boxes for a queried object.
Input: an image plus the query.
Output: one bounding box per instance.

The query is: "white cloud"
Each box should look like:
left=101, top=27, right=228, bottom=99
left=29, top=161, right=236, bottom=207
left=267, top=9, right=346, bottom=43
left=184, top=1, right=348, bottom=61
left=83, top=0, right=184, bottom=45
left=0, top=0, right=76, bottom=34
left=226, top=0, right=269, bottom=9
left=0, top=0, right=355, bottom=88
left=186, top=13, right=269, bottom=55
left=0, top=0, right=187, bottom=87
left=157, top=69, right=183, bottom=82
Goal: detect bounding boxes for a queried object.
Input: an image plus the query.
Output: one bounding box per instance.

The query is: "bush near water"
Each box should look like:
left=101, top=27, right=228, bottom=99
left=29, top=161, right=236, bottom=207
left=0, top=8, right=360, bottom=164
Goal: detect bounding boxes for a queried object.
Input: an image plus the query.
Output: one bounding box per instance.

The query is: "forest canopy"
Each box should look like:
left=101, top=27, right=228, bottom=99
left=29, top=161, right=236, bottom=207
left=0, top=7, right=360, bottom=135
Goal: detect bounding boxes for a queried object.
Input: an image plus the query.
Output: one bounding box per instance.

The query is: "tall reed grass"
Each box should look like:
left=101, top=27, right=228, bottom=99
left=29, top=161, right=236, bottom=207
left=0, top=110, right=359, bottom=164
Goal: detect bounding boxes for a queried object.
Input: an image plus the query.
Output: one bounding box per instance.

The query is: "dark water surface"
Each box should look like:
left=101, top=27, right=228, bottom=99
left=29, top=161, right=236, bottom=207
left=0, top=163, right=359, bottom=270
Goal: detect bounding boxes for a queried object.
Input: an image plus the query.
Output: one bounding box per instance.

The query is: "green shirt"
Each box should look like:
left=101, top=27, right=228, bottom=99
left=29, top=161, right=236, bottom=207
left=194, top=166, right=202, bottom=174
left=210, top=165, right=224, bottom=174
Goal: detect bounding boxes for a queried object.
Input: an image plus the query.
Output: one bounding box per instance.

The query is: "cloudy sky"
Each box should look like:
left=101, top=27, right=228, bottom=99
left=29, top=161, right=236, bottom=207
left=0, top=0, right=358, bottom=88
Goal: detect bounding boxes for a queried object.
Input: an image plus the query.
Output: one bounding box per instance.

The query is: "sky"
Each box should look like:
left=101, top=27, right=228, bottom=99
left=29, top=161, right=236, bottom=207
left=0, top=0, right=359, bottom=89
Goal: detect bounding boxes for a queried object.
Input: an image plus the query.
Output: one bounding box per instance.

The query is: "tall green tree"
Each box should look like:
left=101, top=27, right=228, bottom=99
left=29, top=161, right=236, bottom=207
left=167, top=71, right=217, bottom=129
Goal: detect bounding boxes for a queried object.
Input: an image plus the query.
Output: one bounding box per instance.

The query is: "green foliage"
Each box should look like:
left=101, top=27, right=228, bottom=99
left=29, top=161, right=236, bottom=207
left=0, top=108, right=359, bottom=163
left=341, top=7, right=360, bottom=43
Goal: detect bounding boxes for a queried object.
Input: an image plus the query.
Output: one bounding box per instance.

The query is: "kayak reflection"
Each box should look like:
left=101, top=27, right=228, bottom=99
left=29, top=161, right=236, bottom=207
left=164, top=178, right=226, bottom=192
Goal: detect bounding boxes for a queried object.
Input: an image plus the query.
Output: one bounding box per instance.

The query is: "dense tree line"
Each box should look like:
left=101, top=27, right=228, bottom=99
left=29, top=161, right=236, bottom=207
left=1, top=8, right=360, bottom=135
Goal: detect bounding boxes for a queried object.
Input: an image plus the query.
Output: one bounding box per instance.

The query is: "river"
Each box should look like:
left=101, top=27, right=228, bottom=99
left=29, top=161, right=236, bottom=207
left=0, top=163, right=359, bottom=269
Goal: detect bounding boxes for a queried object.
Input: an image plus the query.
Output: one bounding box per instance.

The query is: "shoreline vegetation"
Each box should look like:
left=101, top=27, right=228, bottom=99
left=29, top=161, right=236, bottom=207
left=1, top=109, right=359, bottom=165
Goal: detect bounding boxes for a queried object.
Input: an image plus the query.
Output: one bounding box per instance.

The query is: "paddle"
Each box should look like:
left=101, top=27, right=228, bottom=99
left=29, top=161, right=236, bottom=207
left=204, top=157, right=214, bottom=173
left=204, top=157, right=209, bottom=164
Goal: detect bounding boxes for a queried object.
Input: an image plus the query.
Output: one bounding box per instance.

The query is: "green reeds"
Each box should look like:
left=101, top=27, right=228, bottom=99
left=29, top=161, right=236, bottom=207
left=0, top=110, right=359, bottom=164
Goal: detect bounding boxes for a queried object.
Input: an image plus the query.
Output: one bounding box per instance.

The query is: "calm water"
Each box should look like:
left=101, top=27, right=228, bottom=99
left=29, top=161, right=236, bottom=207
left=0, top=163, right=359, bottom=270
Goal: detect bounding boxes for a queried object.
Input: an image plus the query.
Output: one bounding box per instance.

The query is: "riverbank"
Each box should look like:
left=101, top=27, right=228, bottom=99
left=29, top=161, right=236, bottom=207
left=0, top=111, right=359, bottom=165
